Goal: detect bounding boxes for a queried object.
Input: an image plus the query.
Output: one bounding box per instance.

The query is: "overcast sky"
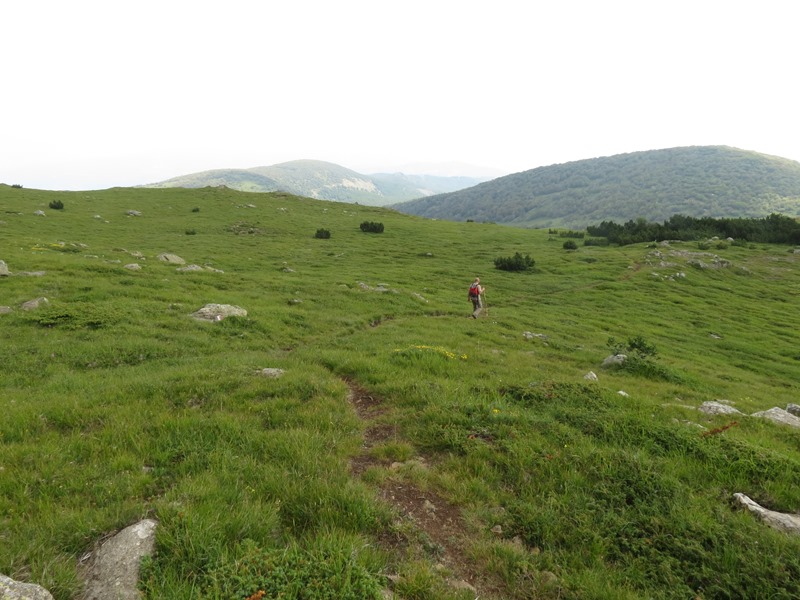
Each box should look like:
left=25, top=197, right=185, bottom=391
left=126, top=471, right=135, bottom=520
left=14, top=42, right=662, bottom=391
left=2, top=0, right=798, bottom=190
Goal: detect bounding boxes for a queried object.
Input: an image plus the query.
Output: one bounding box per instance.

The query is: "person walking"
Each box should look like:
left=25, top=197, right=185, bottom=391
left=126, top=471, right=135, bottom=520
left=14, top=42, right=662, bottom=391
left=468, top=277, right=485, bottom=318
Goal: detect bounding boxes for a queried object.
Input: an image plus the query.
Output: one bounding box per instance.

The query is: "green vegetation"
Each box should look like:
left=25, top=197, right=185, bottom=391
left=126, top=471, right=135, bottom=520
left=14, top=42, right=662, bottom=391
left=493, top=252, right=535, bottom=272
left=1, top=184, right=800, bottom=599
left=49, top=199, right=65, bottom=210
left=359, top=221, right=384, bottom=233
left=314, top=228, right=331, bottom=239
left=394, top=146, right=800, bottom=228
left=588, top=213, right=800, bottom=246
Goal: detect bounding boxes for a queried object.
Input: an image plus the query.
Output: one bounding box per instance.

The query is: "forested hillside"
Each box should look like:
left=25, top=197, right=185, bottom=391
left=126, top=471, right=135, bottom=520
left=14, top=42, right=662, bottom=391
left=392, top=146, right=800, bottom=229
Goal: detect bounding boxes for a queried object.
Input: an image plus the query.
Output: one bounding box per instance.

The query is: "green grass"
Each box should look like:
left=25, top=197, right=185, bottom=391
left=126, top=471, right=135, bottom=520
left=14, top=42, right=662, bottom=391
left=1, top=184, right=799, bottom=599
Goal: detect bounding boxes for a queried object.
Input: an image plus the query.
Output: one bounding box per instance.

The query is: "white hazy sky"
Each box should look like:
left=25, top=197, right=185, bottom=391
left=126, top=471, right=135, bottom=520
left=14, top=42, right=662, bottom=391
left=2, top=0, right=798, bottom=190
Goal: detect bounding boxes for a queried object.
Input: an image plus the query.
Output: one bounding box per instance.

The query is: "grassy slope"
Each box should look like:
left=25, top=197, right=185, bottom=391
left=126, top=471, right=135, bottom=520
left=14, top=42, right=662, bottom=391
left=1, top=184, right=799, bottom=599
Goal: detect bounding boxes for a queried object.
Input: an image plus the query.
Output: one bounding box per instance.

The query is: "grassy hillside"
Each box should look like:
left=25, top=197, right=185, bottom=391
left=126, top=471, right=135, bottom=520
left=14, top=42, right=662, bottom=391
left=145, top=160, right=487, bottom=206
left=1, top=184, right=800, bottom=599
left=393, top=146, right=800, bottom=229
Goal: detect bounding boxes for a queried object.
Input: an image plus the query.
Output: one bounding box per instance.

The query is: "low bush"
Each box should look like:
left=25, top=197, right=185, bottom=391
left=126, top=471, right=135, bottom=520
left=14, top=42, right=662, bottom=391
left=494, top=252, right=534, bottom=271
left=314, top=228, right=331, bottom=239
left=49, top=199, right=64, bottom=210
left=563, top=240, right=578, bottom=250
left=360, top=221, right=384, bottom=233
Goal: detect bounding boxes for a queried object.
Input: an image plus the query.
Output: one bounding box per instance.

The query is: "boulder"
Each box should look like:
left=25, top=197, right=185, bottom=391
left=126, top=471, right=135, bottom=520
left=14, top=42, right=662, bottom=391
left=698, top=401, right=743, bottom=416
left=0, top=260, right=9, bottom=276
left=21, top=297, right=48, bottom=311
left=601, top=354, right=627, bottom=368
left=786, top=403, right=800, bottom=417
left=733, top=493, right=800, bottom=535
left=82, top=519, right=157, bottom=600
left=157, top=253, right=185, bottom=265
left=0, top=574, right=53, bottom=599
left=190, top=304, right=247, bottom=321
left=258, top=368, right=285, bottom=378
left=750, top=407, right=800, bottom=429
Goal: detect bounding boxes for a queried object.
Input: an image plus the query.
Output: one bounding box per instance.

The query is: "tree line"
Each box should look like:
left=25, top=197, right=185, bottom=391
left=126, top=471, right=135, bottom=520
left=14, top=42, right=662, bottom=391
left=586, top=213, right=800, bottom=245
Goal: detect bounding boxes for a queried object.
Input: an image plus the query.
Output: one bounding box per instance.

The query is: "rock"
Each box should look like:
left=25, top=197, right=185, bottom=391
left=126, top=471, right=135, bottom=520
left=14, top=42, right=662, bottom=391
left=82, top=519, right=157, bottom=600
left=0, top=260, right=9, bottom=276
left=601, top=354, right=627, bottom=368
left=124, top=264, right=142, bottom=271
left=258, top=368, right=285, bottom=378
left=618, top=390, right=630, bottom=397
left=584, top=371, right=598, bottom=381
left=733, top=493, right=800, bottom=535
left=698, top=401, right=743, bottom=416
left=448, top=579, right=476, bottom=594
left=750, top=407, right=800, bottom=429
left=190, top=304, right=246, bottom=321
left=786, top=403, right=800, bottom=417
left=0, top=574, right=54, bottom=599
left=34, top=210, right=46, bottom=216
left=126, top=210, right=141, bottom=217
left=157, top=253, right=185, bottom=265
left=523, top=331, right=548, bottom=341
left=176, top=264, right=204, bottom=272
left=0, top=306, right=12, bottom=314
left=21, top=297, right=48, bottom=311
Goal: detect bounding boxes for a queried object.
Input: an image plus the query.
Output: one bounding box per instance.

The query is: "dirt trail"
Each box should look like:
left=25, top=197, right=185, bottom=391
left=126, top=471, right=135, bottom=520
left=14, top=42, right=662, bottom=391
left=345, top=379, right=505, bottom=599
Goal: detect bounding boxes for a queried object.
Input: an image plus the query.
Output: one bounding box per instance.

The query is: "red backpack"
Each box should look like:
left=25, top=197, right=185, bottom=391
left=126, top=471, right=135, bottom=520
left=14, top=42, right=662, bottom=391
left=468, top=283, right=480, bottom=298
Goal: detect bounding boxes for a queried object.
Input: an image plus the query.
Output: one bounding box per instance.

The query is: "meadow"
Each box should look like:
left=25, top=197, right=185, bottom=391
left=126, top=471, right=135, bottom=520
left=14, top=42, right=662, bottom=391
left=1, top=184, right=799, bottom=599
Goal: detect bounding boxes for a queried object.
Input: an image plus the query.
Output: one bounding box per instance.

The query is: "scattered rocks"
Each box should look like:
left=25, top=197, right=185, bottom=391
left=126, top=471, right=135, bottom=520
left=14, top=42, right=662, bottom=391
left=190, top=303, right=247, bottom=321
left=0, top=574, right=53, bottom=600
left=733, top=494, right=800, bottom=536
left=81, top=519, right=157, bottom=600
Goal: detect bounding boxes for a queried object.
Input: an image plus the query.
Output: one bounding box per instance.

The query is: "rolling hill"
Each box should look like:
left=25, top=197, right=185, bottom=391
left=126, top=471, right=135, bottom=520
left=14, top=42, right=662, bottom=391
left=143, top=159, right=489, bottom=206
left=392, top=146, right=800, bottom=229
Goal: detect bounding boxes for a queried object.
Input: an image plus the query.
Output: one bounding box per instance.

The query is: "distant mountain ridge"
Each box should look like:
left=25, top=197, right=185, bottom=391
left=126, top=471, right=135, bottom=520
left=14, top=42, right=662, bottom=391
left=143, top=159, right=490, bottom=206
left=392, top=146, right=800, bottom=229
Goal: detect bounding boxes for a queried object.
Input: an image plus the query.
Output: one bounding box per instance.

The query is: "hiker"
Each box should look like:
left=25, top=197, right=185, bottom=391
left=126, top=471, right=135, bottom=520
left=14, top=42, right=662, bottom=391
left=468, top=277, right=485, bottom=318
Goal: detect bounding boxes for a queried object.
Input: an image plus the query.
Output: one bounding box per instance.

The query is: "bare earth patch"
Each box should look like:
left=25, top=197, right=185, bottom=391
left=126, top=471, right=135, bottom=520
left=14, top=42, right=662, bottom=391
left=345, top=379, right=506, bottom=598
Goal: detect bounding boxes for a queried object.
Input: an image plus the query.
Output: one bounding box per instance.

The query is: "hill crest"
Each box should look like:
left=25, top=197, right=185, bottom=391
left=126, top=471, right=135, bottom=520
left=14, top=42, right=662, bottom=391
left=392, top=146, right=800, bottom=229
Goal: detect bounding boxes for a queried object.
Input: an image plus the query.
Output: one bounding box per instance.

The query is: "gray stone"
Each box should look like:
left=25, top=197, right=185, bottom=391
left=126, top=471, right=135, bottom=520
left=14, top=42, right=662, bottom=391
left=0, top=574, right=53, bottom=600
left=0, top=260, right=9, bottom=276
left=157, top=253, right=185, bottom=265
left=698, top=401, right=743, bottom=416
left=786, top=403, right=800, bottom=417
left=601, top=354, right=627, bottom=368
left=82, top=519, right=157, bottom=600
left=750, top=407, right=800, bottom=429
left=734, top=493, right=800, bottom=535
left=21, top=297, right=48, bottom=311
left=258, top=368, right=285, bottom=378
left=190, top=303, right=247, bottom=321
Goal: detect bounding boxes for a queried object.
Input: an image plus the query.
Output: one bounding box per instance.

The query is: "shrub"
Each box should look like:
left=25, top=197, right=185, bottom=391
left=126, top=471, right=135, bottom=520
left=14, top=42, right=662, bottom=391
left=314, top=228, right=331, bottom=239
left=494, top=252, right=534, bottom=272
left=185, top=229, right=197, bottom=235
left=191, top=207, right=200, bottom=213
left=563, top=240, right=578, bottom=250
left=49, top=200, right=64, bottom=210
left=11, top=183, right=23, bottom=189
left=359, top=221, right=384, bottom=233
